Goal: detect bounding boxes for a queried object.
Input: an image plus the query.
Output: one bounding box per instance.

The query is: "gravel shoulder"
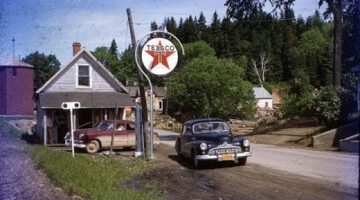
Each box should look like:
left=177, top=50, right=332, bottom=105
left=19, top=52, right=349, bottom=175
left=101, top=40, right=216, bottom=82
left=0, top=130, right=77, bottom=200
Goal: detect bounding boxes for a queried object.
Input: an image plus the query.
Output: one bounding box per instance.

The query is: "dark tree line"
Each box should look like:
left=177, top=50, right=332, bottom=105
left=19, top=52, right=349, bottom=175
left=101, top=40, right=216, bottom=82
left=150, top=9, right=334, bottom=89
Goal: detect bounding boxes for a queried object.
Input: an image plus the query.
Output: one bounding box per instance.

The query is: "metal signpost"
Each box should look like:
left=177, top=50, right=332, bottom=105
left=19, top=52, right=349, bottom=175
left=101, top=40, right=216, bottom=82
left=61, top=102, right=80, bottom=157
left=134, top=30, right=184, bottom=159
left=134, top=97, right=144, bottom=157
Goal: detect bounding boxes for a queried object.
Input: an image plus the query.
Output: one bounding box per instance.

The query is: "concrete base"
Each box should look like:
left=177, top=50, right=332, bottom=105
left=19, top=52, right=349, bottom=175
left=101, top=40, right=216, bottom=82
left=312, top=122, right=359, bottom=149
left=339, top=134, right=359, bottom=153
left=134, top=151, right=143, bottom=157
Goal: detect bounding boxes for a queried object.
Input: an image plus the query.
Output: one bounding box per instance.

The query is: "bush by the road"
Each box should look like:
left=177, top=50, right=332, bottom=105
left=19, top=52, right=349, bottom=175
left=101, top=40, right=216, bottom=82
left=313, top=86, right=341, bottom=126
left=0, top=117, right=23, bottom=138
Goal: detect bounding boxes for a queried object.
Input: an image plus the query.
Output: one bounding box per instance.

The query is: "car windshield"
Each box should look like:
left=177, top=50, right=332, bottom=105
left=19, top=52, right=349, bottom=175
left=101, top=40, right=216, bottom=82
left=192, top=121, right=229, bottom=134
left=96, top=121, right=113, bottom=130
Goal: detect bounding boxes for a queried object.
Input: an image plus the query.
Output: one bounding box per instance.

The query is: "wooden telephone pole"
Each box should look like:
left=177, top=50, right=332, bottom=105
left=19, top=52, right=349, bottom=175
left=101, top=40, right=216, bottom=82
left=126, top=8, right=152, bottom=159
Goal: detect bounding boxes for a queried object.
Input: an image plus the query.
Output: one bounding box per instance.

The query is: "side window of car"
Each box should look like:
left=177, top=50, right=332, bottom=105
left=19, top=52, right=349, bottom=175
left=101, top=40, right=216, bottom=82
left=181, top=126, right=186, bottom=136
left=184, top=125, right=192, bottom=136
left=116, top=123, right=126, bottom=131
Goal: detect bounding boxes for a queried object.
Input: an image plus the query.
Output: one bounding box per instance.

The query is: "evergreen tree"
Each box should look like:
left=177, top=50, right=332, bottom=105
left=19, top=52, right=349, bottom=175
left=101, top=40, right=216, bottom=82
left=165, top=17, right=177, bottom=34
left=182, top=15, right=198, bottom=43
left=197, top=12, right=207, bottom=40
left=150, top=21, right=158, bottom=31
left=177, top=18, right=184, bottom=41
left=220, top=18, right=233, bottom=58
left=109, top=39, right=118, bottom=56
left=209, top=11, right=222, bottom=56
left=295, top=16, right=306, bottom=39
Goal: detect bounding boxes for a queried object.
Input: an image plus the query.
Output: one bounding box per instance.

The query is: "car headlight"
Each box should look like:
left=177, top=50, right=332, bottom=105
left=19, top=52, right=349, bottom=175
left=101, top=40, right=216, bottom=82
left=64, top=132, right=70, bottom=139
left=79, top=133, right=85, bottom=139
left=243, top=139, right=250, bottom=147
left=200, top=143, right=207, bottom=150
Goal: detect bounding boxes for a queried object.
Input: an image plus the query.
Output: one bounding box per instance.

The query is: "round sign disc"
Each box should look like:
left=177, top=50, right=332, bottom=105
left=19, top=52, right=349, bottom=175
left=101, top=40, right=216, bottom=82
left=141, top=38, right=178, bottom=76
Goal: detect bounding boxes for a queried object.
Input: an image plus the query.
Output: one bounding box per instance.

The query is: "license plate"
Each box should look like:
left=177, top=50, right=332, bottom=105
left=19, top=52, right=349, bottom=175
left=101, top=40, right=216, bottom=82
left=220, top=153, right=234, bottom=161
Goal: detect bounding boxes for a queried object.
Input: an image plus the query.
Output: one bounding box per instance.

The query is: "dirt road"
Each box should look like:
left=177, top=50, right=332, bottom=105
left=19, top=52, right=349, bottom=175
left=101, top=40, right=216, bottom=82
left=0, top=130, right=77, bottom=200
left=152, top=129, right=359, bottom=200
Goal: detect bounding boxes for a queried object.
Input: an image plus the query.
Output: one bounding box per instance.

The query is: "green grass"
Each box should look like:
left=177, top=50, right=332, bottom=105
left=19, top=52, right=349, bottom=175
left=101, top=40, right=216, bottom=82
left=26, top=145, right=162, bottom=200
left=0, top=117, right=23, bottom=138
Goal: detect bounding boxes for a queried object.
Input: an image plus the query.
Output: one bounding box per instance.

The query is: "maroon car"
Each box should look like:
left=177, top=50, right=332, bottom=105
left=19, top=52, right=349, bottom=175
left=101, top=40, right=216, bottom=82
left=65, top=120, right=159, bottom=153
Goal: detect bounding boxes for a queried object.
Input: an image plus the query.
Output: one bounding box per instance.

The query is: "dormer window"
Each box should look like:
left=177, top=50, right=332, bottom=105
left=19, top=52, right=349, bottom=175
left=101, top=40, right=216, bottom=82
left=77, top=65, right=90, bottom=87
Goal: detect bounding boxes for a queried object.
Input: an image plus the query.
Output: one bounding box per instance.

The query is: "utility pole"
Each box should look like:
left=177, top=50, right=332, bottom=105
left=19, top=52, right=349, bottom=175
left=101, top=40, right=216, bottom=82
left=126, top=8, right=152, bottom=159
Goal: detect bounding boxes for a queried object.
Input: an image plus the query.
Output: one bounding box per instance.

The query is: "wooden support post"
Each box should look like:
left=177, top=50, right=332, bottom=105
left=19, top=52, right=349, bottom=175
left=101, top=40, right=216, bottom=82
left=127, top=8, right=151, bottom=159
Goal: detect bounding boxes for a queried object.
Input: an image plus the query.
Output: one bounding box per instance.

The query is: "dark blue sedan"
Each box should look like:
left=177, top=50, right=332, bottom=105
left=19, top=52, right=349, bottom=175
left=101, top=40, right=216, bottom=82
left=175, top=118, right=251, bottom=169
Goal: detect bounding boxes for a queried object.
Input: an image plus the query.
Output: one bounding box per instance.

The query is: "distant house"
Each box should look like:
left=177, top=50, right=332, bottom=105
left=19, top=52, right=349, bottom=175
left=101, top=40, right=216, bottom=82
left=35, top=43, right=134, bottom=144
left=271, top=88, right=284, bottom=106
left=127, top=86, right=167, bottom=114
left=0, top=60, right=34, bottom=115
left=253, top=87, right=273, bottom=109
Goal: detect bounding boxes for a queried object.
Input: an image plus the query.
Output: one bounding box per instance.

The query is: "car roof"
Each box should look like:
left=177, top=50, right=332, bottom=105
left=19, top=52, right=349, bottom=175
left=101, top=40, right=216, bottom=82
left=184, top=118, right=226, bottom=126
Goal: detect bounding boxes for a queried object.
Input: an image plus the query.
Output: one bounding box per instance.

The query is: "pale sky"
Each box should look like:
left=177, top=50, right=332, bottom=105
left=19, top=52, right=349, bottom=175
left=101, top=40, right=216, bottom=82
left=0, top=0, right=325, bottom=66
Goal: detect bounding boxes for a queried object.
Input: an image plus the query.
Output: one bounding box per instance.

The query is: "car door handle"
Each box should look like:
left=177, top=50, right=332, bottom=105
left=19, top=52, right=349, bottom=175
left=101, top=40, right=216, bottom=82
left=191, top=137, right=196, bottom=140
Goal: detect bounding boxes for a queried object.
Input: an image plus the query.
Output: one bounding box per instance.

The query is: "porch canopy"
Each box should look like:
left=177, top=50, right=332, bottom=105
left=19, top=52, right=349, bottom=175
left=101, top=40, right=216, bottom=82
left=39, top=92, right=135, bottom=109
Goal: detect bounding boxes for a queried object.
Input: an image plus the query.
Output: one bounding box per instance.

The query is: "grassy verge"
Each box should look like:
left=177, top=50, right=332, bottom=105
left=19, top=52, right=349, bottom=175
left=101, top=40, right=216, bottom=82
left=27, top=145, right=162, bottom=200
left=0, top=117, right=23, bottom=138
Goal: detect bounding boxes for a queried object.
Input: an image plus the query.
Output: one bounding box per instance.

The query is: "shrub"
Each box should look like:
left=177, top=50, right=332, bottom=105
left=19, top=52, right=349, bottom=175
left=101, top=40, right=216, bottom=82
left=280, top=92, right=314, bottom=118
left=313, top=86, right=341, bottom=126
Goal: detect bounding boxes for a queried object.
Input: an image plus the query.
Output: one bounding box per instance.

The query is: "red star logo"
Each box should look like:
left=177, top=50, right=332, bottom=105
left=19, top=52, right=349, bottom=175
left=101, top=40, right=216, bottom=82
left=145, top=41, right=175, bottom=69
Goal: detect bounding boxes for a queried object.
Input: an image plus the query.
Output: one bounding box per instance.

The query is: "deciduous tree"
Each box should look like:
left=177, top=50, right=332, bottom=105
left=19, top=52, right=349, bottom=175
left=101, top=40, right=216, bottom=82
left=22, top=52, right=60, bottom=90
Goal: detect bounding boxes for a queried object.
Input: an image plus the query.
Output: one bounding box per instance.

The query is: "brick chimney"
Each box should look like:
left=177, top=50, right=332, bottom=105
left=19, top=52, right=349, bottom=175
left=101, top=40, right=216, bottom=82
left=72, top=42, right=81, bottom=56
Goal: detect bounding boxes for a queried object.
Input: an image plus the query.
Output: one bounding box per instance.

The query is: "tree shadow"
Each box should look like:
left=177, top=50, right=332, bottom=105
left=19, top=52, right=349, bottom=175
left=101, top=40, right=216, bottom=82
left=159, top=135, right=178, bottom=141
left=21, top=133, right=40, bottom=144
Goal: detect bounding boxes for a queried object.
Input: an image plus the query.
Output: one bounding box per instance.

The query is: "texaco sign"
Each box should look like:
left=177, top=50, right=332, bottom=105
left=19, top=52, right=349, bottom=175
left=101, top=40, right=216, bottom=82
left=141, top=38, right=178, bottom=76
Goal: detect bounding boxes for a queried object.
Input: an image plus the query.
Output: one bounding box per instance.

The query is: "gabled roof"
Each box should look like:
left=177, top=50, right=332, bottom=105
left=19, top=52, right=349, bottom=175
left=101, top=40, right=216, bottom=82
left=126, top=86, right=167, bottom=98
left=1, top=59, right=34, bottom=68
left=36, top=48, right=128, bottom=94
left=152, top=87, right=167, bottom=97
left=127, top=86, right=140, bottom=97
left=252, top=87, right=272, bottom=99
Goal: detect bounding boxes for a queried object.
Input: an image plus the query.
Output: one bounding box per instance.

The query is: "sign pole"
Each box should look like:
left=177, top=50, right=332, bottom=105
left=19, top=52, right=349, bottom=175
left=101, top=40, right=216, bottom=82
left=61, top=102, right=80, bottom=158
left=70, top=108, right=75, bottom=157
left=134, top=30, right=185, bottom=160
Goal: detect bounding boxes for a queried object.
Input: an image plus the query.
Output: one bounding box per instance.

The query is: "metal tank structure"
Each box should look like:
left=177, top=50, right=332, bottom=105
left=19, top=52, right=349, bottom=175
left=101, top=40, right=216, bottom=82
left=0, top=59, right=34, bottom=115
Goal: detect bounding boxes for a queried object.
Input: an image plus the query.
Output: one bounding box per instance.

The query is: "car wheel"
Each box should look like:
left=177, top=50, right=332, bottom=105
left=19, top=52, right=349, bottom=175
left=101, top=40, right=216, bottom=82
left=237, top=157, right=247, bottom=166
left=192, top=150, right=202, bottom=169
left=175, top=138, right=181, bottom=156
left=86, top=140, right=100, bottom=154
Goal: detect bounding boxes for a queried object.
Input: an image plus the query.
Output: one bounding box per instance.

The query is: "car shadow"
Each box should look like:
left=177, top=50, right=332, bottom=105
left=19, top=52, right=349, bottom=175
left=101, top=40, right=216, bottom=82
left=159, top=135, right=178, bottom=141
left=168, top=154, right=239, bottom=170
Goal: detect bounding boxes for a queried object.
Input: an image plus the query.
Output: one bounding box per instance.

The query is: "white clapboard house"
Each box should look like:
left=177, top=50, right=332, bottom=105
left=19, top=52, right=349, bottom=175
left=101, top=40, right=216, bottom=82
left=253, top=87, right=273, bottom=109
left=35, top=43, right=134, bottom=144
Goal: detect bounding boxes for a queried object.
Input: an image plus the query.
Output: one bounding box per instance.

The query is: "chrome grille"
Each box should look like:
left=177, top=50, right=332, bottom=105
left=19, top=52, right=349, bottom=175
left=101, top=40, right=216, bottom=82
left=209, top=147, right=242, bottom=155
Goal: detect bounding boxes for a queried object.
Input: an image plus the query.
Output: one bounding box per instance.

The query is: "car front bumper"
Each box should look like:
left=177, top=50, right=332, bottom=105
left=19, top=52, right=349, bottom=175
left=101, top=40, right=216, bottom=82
left=64, top=139, right=86, bottom=148
left=196, top=151, right=251, bottom=161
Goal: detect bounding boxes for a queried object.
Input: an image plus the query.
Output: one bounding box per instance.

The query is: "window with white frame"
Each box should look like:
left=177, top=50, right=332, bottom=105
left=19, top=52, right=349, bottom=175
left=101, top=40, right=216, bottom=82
left=78, top=65, right=90, bottom=87
left=159, top=100, right=163, bottom=110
